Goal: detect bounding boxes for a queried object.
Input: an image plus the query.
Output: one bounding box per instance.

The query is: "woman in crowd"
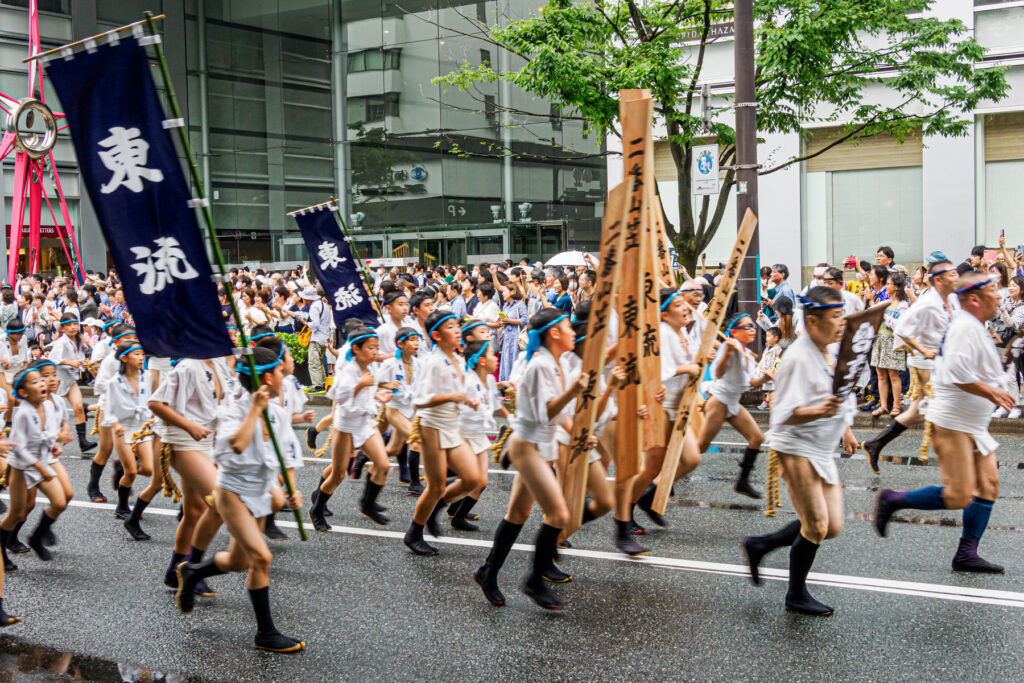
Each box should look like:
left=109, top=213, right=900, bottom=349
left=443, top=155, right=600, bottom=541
left=870, top=272, right=910, bottom=417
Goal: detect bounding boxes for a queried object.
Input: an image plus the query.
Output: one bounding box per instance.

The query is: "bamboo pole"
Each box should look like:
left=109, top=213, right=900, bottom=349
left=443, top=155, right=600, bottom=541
left=24, top=15, right=166, bottom=62
left=143, top=13, right=307, bottom=540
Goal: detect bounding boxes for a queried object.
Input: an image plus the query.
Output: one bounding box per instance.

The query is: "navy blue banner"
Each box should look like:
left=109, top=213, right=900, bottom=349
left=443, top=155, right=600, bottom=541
left=46, top=37, right=232, bottom=359
left=293, top=208, right=378, bottom=328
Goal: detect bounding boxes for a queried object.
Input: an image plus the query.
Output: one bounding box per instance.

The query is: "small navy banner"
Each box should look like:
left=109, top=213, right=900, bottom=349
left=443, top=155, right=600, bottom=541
left=293, top=207, right=378, bottom=328
left=46, top=37, right=232, bottom=359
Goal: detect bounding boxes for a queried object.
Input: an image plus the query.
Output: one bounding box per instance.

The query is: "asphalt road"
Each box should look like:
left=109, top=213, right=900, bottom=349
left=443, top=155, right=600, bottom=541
left=1, top=407, right=1023, bottom=682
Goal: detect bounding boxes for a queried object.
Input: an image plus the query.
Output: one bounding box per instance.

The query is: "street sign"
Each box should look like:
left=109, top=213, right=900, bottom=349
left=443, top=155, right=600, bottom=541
left=691, top=144, right=719, bottom=196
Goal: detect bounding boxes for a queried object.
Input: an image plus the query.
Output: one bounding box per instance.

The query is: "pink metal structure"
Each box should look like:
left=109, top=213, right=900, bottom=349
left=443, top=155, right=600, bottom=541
left=0, top=0, right=85, bottom=284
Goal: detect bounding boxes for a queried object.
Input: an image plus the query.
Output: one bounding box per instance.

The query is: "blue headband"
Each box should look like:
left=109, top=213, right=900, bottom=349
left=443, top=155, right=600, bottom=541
left=384, top=293, right=407, bottom=306
left=460, top=321, right=486, bottom=337
left=428, top=314, right=458, bottom=346
left=226, top=325, right=238, bottom=331
left=725, top=314, right=751, bottom=335
left=117, top=344, right=143, bottom=360
left=345, top=332, right=378, bottom=361
left=32, top=360, right=56, bottom=370
left=249, top=332, right=274, bottom=341
left=465, top=343, right=489, bottom=370
left=797, top=294, right=843, bottom=311
left=102, top=320, right=118, bottom=331
left=235, top=357, right=283, bottom=375
left=58, top=318, right=79, bottom=326
left=660, top=290, right=681, bottom=312
left=954, top=278, right=992, bottom=296
left=525, top=314, right=569, bottom=361
left=575, top=334, right=587, bottom=343
left=394, top=331, right=421, bottom=358
left=929, top=266, right=955, bottom=279
left=6, top=325, right=24, bottom=334
left=9, top=368, right=35, bottom=399
left=113, top=330, right=136, bottom=340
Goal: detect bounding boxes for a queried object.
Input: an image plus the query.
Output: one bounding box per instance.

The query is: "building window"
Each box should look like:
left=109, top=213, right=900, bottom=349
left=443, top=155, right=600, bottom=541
left=484, top=95, right=497, bottom=125
left=348, top=48, right=401, bottom=73
left=480, top=49, right=492, bottom=67
left=550, top=103, right=562, bottom=132
left=351, top=92, right=401, bottom=124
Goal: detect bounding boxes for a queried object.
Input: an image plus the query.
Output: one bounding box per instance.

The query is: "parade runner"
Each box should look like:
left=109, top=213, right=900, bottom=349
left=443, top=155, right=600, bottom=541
left=473, top=308, right=588, bottom=609
left=403, top=310, right=484, bottom=555
left=861, top=259, right=959, bottom=473
left=48, top=314, right=94, bottom=453
left=175, top=346, right=305, bottom=653
left=874, top=271, right=1012, bottom=573
left=743, top=286, right=858, bottom=616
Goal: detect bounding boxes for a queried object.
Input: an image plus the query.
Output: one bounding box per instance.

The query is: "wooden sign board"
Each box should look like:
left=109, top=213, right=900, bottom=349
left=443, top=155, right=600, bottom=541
left=615, top=91, right=654, bottom=481
left=651, top=208, right=758, bottom=514
left=559, top=178, right=632, bottom=541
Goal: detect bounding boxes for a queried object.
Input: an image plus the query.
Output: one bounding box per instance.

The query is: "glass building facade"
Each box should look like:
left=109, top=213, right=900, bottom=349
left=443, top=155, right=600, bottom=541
left=0, top=0, right=606, bottom=274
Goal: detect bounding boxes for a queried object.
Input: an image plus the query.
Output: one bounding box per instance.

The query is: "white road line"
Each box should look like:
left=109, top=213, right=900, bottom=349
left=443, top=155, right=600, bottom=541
left=40, top=496, right=1024, bottom=610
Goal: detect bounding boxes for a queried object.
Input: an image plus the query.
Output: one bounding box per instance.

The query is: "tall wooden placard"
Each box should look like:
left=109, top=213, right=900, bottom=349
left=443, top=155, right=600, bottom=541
left=651, top=208, right=758, bottom=514
left=616, top=90, right=653, bottom=480
left=559, top=178, right=632, bottom=541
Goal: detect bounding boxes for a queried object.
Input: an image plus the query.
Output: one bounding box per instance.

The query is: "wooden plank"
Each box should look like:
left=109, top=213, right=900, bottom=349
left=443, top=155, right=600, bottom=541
left=647, top=176, right=675, bottom=288
left=640, top=198, right=666, bottom=449
left=615, top=92, right=653, bottom=481
left=651, top=208, right=759, bottom=515
left=559, top=178, right=632, bottom=542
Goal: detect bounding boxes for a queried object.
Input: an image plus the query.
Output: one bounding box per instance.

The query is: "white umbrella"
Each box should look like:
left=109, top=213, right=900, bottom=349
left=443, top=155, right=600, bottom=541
left=545, top=250, right=599, bottom=268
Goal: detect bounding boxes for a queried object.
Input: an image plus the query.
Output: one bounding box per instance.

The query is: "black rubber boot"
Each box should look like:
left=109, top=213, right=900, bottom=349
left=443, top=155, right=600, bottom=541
left=403, top=522, right=438, bottom=555
left=359, top=480, right=389, bottom=525
left=397, top=445, right=410, bottom=484
left=310, top=476, right=334, bottom=517
left=263, top=512, right=288, bottom=541
left=522, top=524, right=564, bottom=610
left=614, top=518, right=651, bottom=556
left=305, top=426, right=319, bottom=450
left=250, top=587, right=304, bottom=653
left=75, top=422, right=96, bottom=452
left=123, top=496, right=152, bottom=541
left=742, top=520, right=801, bottom=585
left=114, top=485, right=132, bottom=520
left=426, top=498, right=446, bottom=537
left=164, top=551, right=186, bottom=588
left=734, top=447, right=763, bottom=499
left=87, top=461, right=107, bottom=502
left=628, top=504, right=646, bottom=535
left=0, top=529, right=16, bottom=571
left=6, top=522, right=28, bottom=554
left=351, top=451, right=368, bottom=480
left=636, top=483, right=667, bottom=527
left=176, top=558, right=226, bottom=614
left=474, top=519, right=523, bottom=606
left=0, top=598, right=20, bottom=627
left=309, top=487, right=332, bottom=532
left=862, top=420, right=907, bottom=475
left=450, top=498, right=480, bottom=532
left=407, top=451, right=423, bottom=496
left=785, top=535, right=833, bottom=616
left=27, top=511, right=56, bottom=562
left=186, top=547, right=216, bottom=597
left=111, top=459, right=125, bottom=493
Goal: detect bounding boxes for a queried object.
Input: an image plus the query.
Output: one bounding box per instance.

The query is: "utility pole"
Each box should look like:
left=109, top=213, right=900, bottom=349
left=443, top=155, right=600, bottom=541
left=733, top=0, right=760, bottom=335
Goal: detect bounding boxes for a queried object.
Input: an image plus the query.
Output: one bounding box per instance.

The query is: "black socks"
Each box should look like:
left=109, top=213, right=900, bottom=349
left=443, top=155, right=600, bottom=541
left=87, top=461, right=106, bottom=501
left=124, top=495, right=152, bottom=541
left=249, top=586, right=304, bottom=652
left=360, top=480, right=389, bottom=525
left=310, top=487, right=332, bottom=532
left=743, top=520, right=801, bottom=585
left=403, top=521, right=438, bottom=556
left=734, top=447, right=763, bottom=499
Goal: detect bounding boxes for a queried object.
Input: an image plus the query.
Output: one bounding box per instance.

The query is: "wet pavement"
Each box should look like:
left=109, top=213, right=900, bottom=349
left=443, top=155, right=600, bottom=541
left=1, top=406, right=1023, bottom=681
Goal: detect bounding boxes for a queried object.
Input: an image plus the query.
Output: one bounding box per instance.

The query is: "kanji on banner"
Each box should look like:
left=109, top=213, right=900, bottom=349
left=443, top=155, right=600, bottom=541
left=293, top=207, right=378, bottom=329
left=45, top=37, right=231, bottom=359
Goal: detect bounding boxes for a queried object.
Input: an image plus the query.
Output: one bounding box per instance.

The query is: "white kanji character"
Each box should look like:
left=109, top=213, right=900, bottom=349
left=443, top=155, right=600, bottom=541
left=130, top=237, right=199, bottom=295
left=98, top=126, right=164, bottom=194
left=333, top=283, right=362, bottom=311
left=317, top=240, right=347, bottom=270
